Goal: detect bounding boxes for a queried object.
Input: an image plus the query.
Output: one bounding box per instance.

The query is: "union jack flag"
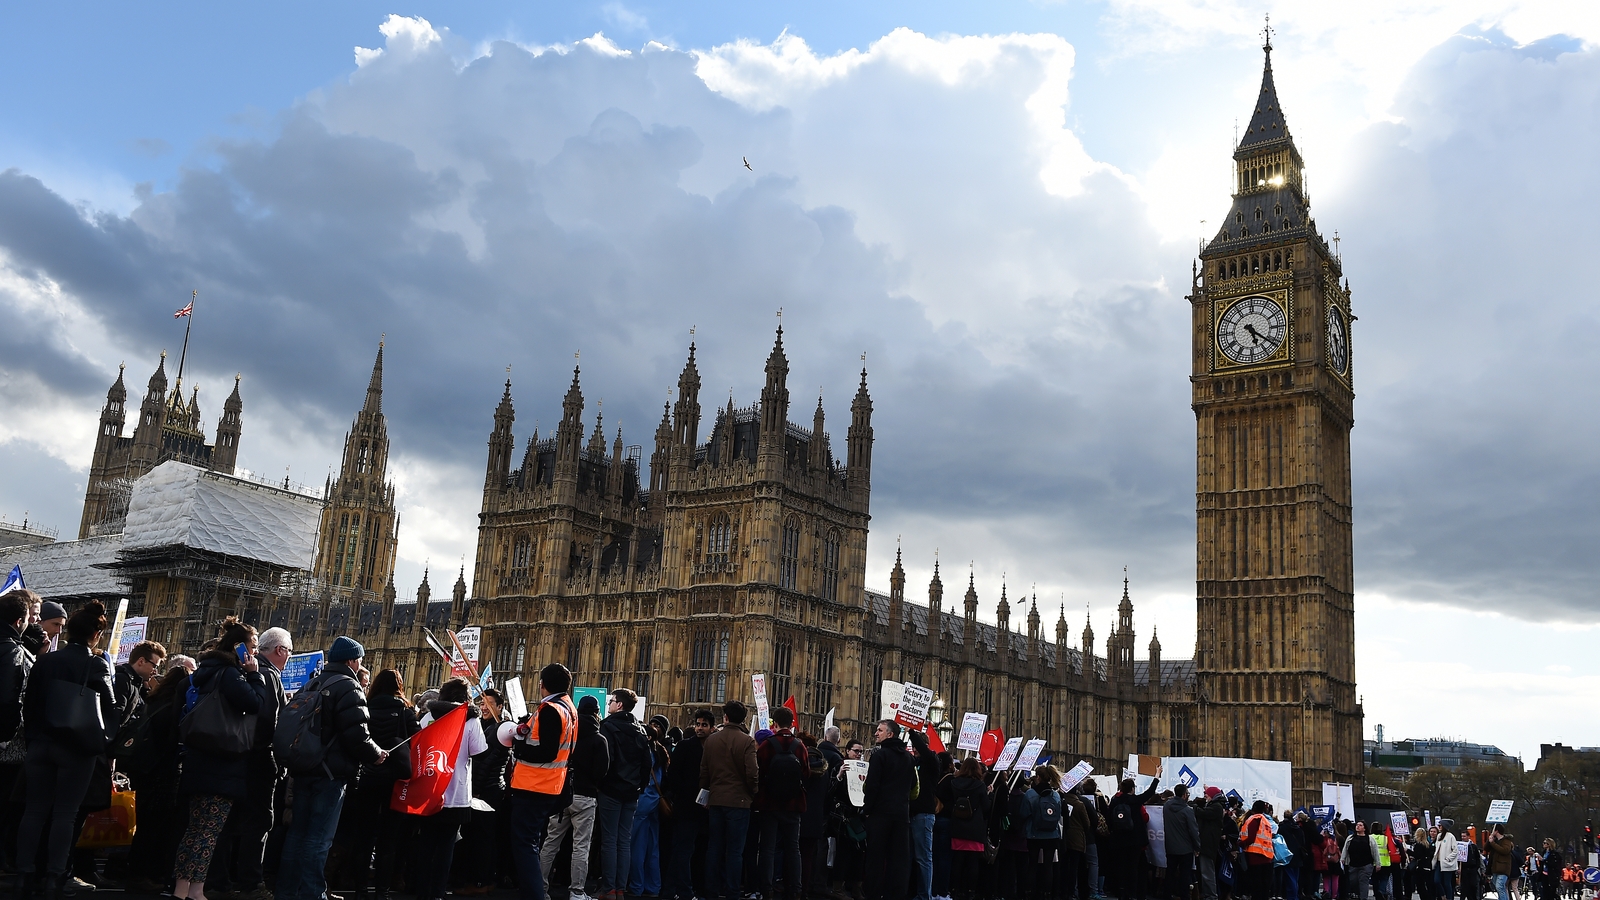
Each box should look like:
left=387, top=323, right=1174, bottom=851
left=173, top=300, right=193, bottom=318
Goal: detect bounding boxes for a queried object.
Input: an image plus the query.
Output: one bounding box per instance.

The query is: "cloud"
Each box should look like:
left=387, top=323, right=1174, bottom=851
left=1, top=15, right=1598, bottom=648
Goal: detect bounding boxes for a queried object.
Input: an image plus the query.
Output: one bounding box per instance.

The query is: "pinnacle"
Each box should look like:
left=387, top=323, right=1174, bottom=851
left=1237, top=43, right=1291, bottom=150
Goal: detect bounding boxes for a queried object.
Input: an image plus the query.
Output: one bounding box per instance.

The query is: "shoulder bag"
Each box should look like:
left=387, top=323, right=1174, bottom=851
left=180, top=671, right=257, bottom=756
left=46, top=661, right=109, bottom=754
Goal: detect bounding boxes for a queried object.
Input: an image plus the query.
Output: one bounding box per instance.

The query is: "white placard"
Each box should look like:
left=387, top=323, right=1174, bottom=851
left=824, top=707, right=836, bottom=733
left=1145, top=805, right=1167, bottom=867
left=503, top=677, right=528, bottom=720
left=896, top=682, right=935, bottom=728
left=1013, top=738, right=1047, bottom=773
left=994, top=736, right=1025, bottom=771
left=752, top=673, right=770, bottom=731
left=450, top=626, right=481, bottom=678
left=1323, top=782, right=1355, bottom=821
left=1486, top=800, right=1514, bottom=824
left=114, top=615, right=148, bottom=664
left=102, top=599, right=130, bottom=664
left=957, top=713, right=988, bottom=751
left=632, top=695, right=647, bottom=719
left=843, top=759, right=869, bottom=807
left=1060, top=760, right=1094, bottom=793
left=879, top=680, right=904, bottom=722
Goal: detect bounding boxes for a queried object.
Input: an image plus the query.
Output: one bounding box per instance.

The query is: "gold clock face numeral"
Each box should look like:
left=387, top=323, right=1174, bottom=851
left=1327, top=306, right=1348, bottom=375
left=1216, top=295, right=1287, bottom=365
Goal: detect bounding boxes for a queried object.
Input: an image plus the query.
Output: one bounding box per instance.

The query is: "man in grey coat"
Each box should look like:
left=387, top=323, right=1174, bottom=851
left=1163, top=784, right=1202, bottom=900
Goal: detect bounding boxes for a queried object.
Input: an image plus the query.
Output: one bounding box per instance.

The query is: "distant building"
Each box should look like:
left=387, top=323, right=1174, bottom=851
left=0, top=516, right=57, bottom=551
left=1365, top=737, right=1521, bottom=773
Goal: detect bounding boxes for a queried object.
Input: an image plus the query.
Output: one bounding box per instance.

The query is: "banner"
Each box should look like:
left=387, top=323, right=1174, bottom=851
left=842, top=759, right=869, bottom=807
left=895, top=682, right=935, bottom=728
left=994, top=736, right=1025, bottom=771
left=979, top=729, right=1006, bottom=766
left=391, top=702, right=470, bottom=816
left=1310, top=806, right=1334, bottom=830
left=923, top=722, right=946, bottom=753
left=572, top=686, right=609, bottom=713
left=281, top=651, right=325, bottom=695
left=1014, top=738, right=1047, bottom=773
left=1060, top=760, right=1095, bottom=793
left=879, top=680, right=904, bottom=722
left=114, top=616, right=149, bottom=664
left=1129, top=757, right=1292, bottom=814
left=957, top=713, right=988, bottom=751
left=1145, top=805, right=1167, bottom=867
left=752, top=674, right=770, bottom=731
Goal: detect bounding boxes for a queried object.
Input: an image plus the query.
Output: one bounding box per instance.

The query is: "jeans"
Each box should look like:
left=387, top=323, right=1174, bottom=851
left=15, top=737, right=97, bottom=877
left=1199, top=856, right=1218, bottom=900
left=1494, top=874, right=1510, bottom=900
left=1168, top=854, right=1195, bottom=900
left=513, top=792, right=561, bottom=900
left=707, top=806, right=753, bottom=900
left=761, top=810, right=803, bottom=899
left=543, top=795, right=598, bottom=899
left=910, top=814, right=935, bottom=900
left=666, top=810, right=704, bottom=900
left=1436, top=870, right=1457, bottom=900
left=599, top=794, right=640, bottom=893
left=632, top=805, right=663, bottom=895
left=1085, top=843, right=1100, bottom=898
left=276, top=776, right=348, bottom=900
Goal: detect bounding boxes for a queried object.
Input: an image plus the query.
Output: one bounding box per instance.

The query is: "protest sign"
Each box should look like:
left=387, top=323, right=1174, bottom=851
left=102, top=599, right=130, bottom=665
left=114, top=616, right=148, bottom=665
left=281, top=651, right=325, bottom=695
left=1391, top=811, right=1411, bottom=837
left=572, top=686, right=609, bottom=712
left=879, top=680, right=904, bottom=722
left=632, top=695, right=647, bottom=719
left=1311, top=806, right=1336, bottom=829
left=1060, top=760, right=1095, bottom=793
left=1486, top=800, right=1514, bottom=824
left=1322, top=782, right=1355, bottom=821
left=895, top=682, right=935, bottom=728
left=824, top=708, right=836, bottom=733
left=994, top=737, right=1025, bottom=771
left=503, top=677, right=528, bottom=720
left=957, top=713, right=988, bottom=752
left=1145, top=805, right=1167, bottom=867
left=843, top=759, right=869, bottom=807
left=1014, top=738, right=1047, bottom=773
left=752, top=674, right=770, bottom=731
left=449, top=626, right=481, bottom=679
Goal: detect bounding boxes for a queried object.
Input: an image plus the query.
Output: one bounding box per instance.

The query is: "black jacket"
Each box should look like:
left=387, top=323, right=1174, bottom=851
left=252, top=653, right=287, bottom=764
left=908, top=738, right=940, bottom=816
left=1196, top=797, right=1227, bottom=859
left=569, top=712, right=610, bottom=799
left=599, top=711, right=650, bottom=799
left=113, top=662, right=148, bottom=714
left=663, top=732, right=704, bottom=813
left=473, top=715, right=510, bottom=801
left=22, top=641, right=116, bottom=748
left=0, top=622, right=33, bottom=742
left=862, top=737, right=914, bottom=820
left=937, top=775, right=993, bottom=844
left=1107, top=782, right=1160, bottom=849
left=366, top=693, right=420, bottom=782
left=317, top=661, right=383, bottom=782
left=178, top=650, right=269, bottom=800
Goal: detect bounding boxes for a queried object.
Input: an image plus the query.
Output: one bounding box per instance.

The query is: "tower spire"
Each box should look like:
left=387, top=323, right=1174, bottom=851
left=364, top=338, right=384, bottom=414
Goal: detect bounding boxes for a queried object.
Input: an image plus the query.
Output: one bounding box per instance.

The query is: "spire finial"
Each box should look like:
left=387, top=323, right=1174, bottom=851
left=1262, top=13, right=1273, bottom=54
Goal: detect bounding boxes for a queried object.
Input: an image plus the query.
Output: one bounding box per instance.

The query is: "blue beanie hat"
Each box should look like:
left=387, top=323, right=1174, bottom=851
left=329, top=636, right=364, bottom=662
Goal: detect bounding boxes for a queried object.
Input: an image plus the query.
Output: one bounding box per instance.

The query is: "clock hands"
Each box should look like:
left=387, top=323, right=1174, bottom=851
left=1243, top=322, right=1270, bottom=345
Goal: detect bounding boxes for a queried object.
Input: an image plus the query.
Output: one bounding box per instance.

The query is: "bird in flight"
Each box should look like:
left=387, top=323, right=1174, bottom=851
left=743, top=157, right=753, bottom=171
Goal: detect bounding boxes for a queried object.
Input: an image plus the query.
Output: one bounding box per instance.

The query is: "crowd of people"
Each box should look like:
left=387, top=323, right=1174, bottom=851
left=0, top=589, right=1591, bottom=900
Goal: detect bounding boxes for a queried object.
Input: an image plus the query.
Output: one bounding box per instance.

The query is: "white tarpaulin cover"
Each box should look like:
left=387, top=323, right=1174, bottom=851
left=1129, top=756, right=1293, bottom=814
left=121, top=461, right=320, bottom=569
left=0, top=534, right=126, bottom=598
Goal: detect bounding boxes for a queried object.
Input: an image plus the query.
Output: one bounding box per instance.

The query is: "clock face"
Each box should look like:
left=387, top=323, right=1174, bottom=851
left=1216, top=295, right=1288, bottom=365
left=1327, top=306, right=1349, bottom=375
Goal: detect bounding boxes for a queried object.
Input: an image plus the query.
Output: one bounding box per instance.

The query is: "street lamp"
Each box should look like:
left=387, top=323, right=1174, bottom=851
left=931, top=696, right=954, bottom=749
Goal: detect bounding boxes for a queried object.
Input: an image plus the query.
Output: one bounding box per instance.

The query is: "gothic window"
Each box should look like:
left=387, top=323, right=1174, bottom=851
left=945, top=673, right=961, bottom=712
left=1042, top=690, right=1054, bottom=736
left=821, top=530, right=840, bottom=602
left=809, top=646, right=835, bottom=715
left=1255, top=208, right=1263, bottom=221
left=494, top=639, right=514, bottom=676
left=869, top=661, right=884, bottom=720
left=981, top=685, right=993, bottom=718
left=1136, top=705, right=1152, bottom=755
left=427, top=658, right=442, bottom=687
left=635, top=636, right=653, bottom=698
left=780, top=517, right=800, bottom=590
left=511, top=534, right=532, bottom=573
left=1067, top=694, right=1082, bottom=755
left=357, top=442, right=368, bottom=473
left=689, top=628, right=730, bottom=703
left=599, top=635, right=617, bottom=674
left=515, top=638, right=526, bottom=674
left=1094, top=704, right=1106, bottom=759
left=566, top=636, right=583, bottom=674
left=1012, top=691, right=1024, bottom=733
left=772, top=638, right=793, bottom=705
left=707, top=515, right=731, bottom=566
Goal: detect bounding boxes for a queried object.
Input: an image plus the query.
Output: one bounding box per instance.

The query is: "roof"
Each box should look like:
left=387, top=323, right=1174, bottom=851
left=1238, top=49, right=1291, bottom=150
left=862, top=589, right=1085, bottom=674
left=1134, top=659, right=1197, bottom=689
left=120, top=461, right=321, bottom=569
left=0, top=534, right=127, bottom=600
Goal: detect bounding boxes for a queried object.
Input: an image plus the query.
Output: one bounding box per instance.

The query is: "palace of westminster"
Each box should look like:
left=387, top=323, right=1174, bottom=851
left=11, top=43, right=1363, bottom=803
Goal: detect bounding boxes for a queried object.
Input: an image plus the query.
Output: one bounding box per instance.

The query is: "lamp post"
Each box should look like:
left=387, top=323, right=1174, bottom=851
left=931, top=696, right=954, bottom=750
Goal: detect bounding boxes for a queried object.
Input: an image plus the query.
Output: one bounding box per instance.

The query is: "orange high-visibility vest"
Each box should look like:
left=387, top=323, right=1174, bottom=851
left=510, top=695, right=578, bottom=795
left=1240, top=814, right=1275, bottom=859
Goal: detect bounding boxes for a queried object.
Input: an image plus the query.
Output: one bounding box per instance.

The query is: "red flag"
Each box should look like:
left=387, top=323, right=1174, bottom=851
left=923, top=722, right=946, bottom=754
left=783, top=696, right=797, bottom=718
left=978, top=728, right=1005, bottom=766
left=391, top=702, right=469, bottom=816
left=173, top=300, right=193, bottom=318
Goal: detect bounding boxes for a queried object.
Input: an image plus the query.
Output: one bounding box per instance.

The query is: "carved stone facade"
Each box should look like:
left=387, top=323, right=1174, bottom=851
left=1191, top=40, right=1364, bottom=802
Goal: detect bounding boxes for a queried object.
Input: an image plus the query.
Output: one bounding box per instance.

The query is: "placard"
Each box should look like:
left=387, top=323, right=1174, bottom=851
left=114, top=616, right=148, bottom=665
left=1059, top=760, right=1094, bottom=793
left=281, top=651, right=325, bottom=695
left=1312, top=806, right=1336, bottom=829
left=102, top=599, right=130, bottom=665
left=572, top=686, right=609, bottom=713
left=1145, top=804, right=1167, bottom=867
left=632, top=695, right=647, bottom=719
left=895, top=682, right=935, bottom=728
left=879, top=680, right=904, bottom=722
left=752, top=673, right=770, bottom=731
left=450, top=626, right=481, bottom=679
left=1391, top=811, right=1411, bottom=837
left=1322, top=782, right=1355, bottom=821
left=994, top=736, right=1025, bottom=771
left=957, top=713, right=988, bottom=751
left=1013, top=738, right=1047, bottom=774
left=1486, top=800, right=1514, bottom=824
left=503, top=676, right=528, bottom=720
left=824, top=707, right=836, bottom=733
left=843, top=759, right=869, bottom=807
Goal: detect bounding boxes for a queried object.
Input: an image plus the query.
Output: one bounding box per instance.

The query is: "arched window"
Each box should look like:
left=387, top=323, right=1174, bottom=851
left=780, top=517, right=800, bottom=590
left=707, top=515, right=731, bottom=566
left=357, top=442, right=369, bottom=473
left=821, top=530, right=841, bottom=602
left=511, top=534, right=532, bottom=572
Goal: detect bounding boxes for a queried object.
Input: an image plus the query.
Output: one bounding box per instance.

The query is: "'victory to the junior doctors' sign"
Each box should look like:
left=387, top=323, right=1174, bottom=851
left=895, top=682, right=935, bottom=728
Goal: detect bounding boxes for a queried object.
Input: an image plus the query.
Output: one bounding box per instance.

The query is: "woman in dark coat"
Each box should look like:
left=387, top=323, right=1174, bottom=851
left=356, top=669, right=420, bottom=900
left=15, top=601, right=118, bottom=899
left=937, top=758, right=993, bottom=900
left=124, top=659, right=193, bottom=891
left=172, top=618, right=269, bottom=900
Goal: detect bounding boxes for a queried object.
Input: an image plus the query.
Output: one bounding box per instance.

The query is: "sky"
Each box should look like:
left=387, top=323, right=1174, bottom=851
left=2, top=0, right=1598, bottom=766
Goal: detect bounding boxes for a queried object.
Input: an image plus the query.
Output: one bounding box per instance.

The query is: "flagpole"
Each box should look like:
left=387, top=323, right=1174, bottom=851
left=176, top=290, right=196, bottom=383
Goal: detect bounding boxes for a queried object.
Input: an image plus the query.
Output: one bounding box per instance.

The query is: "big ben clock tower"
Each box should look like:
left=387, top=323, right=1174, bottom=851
left=1191, top=32, right=1362, bottom=803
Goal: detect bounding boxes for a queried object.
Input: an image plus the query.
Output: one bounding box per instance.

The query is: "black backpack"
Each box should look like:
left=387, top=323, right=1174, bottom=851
left=764, top=734, right=806, bottom=805
left=952, top=793, right=976, bottom=820
left=114, top=696, right=165, bottom=778
left=274, top=673, right=333, bottom=776
left=1110, top=799, right=1143, bottom=835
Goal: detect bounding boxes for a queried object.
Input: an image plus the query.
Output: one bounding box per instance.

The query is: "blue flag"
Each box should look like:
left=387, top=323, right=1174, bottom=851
left=0, top=565, right=23, bottom=596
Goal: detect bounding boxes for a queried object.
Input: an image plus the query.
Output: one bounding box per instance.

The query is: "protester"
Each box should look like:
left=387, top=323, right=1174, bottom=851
left=797, top=731, right=831, bottom=900
left=1235, top=800, right=1277, bottom=900
left=34, top=599, right=66, bottom=653
left=506, top=663, right=579, bottom=900
left=0, top=590, right=37, bottom=876
left=352, top=668, right=420, bottom=900
left=701, top=700, right=759, bottom=900
left=756, top=706, right=811, bottom=900
left=1538, top=839, right=1563, bottom=900
left=1339, top=820, right=1375, bottom=900
left=541, top=693, right=609, bottom=900
left=1025, top=765, right=1066, bottom=900
left=461, top=688, right=511, bottom=896
left=905, top=729, right=940, bottom=900
left=171, top=618, right=271, bottom=900
left=1194, top=787, right=1227, bottom=900
left=207, top=626, right=291, bottom=900
left=14, top=600, right=117, bottom=899
left=862, top=719, right=915, bottom=900
left=123, top=657, right=192, bottom=892
left=630, top=715, right=672, bottom=898
left=1434, top=820, right=1460, bottom=900
left=595, top=688, right=650, bottom=900
left=412, top=677, right=488, bottom=900
left=1164, top=784, right=1201, bottom=900
left=276, top=636, right=389, bottom=900
left=934, top=758, right=990, bottom=900
left=1487, top=825, right=1516, bottom=900
left=113, top=639, right=165, bottom=711
left=1106, top=775, right=1160, bottom=900
left=663, top=709, right=713, bottom=900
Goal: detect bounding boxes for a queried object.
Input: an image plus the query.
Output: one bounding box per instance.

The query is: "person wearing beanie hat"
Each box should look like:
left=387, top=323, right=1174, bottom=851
left=1196, top=786, right=1230, bottom=900
left=37, top=599, right=67, bottom=650
left=539, top=688, right=609, bottom=900
left=276, top=635, right=386, bottom=900
left=578, top=694, right=601, bottom=718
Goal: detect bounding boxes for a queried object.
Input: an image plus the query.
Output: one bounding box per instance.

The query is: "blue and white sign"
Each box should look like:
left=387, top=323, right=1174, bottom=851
left=281, top=651, right=325, bottom=695
left=1177, top=765, right=1200, bottom=789
left=1581, top=867, right=1598, bottom=885
left=1311, top=805, right=1336, bottom=828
